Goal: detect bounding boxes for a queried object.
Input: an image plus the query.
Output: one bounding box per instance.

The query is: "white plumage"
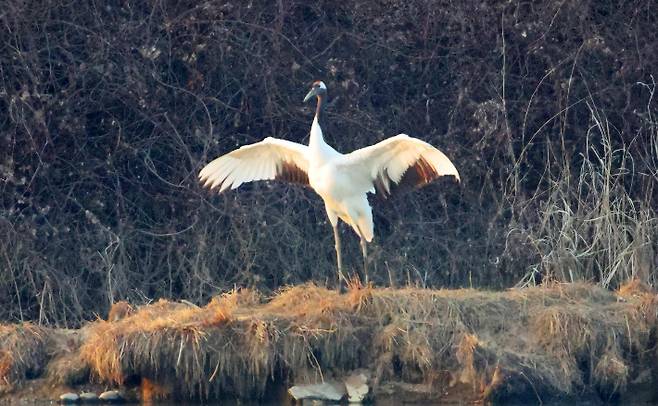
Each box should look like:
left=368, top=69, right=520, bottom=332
left=200, top=137, right=309, bottom=192
left=199, top=81, right=460, bottom=287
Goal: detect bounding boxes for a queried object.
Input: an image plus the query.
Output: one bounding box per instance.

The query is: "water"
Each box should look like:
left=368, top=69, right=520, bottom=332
left=21, top=395, right=658, bottom=405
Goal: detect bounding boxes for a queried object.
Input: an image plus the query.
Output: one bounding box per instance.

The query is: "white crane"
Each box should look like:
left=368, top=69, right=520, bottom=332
left=199, top=81, right=460, bottom=288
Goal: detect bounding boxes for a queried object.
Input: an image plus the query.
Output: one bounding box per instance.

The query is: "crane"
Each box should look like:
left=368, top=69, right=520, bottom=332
left=199, top=81, right=460, bottom=288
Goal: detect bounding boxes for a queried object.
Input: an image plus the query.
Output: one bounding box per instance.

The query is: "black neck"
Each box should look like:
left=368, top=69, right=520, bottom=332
left=315, top=94, right=327, bottom=129
left=315, top=94, right=325, bottom=118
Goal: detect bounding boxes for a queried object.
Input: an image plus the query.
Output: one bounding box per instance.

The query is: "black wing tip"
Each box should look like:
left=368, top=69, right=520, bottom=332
left=198, top=174, right=228, bottom=193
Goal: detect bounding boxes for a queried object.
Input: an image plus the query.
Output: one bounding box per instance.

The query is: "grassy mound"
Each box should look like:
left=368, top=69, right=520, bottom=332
left=69, top=282, right=658, bottom=402
left=0, top=324, right=51, bottom=390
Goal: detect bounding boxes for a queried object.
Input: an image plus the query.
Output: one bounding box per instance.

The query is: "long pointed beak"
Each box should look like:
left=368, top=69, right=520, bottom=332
left=303, top=88, right=317, bottom=103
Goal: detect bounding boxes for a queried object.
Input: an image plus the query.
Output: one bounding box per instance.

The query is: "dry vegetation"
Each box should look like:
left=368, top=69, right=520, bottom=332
left=2, top=282, right=657, bottom=402
left=1, top=1, right=656, bottom=403
left=0, top=1, right=656, bottom=401
left=0, top=0, right=656, bottom=326
left=0, top=324, right=49, bottom=389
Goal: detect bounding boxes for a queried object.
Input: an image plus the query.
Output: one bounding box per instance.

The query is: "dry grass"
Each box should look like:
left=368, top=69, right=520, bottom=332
left=0, top=324, right=51, bottom=389
left=512, top=103, right=658, bottom=290
left=3, top=0, right=655, bottom=327
left=74, top=283, right=658, bottom=401
left=0, top=284, right=656, bottom=402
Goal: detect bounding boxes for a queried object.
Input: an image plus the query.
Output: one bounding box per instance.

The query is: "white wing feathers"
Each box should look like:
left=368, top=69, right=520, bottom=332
left=199, top=137, right=310, bottom=192
left=342, top=134, right=460, bottom=197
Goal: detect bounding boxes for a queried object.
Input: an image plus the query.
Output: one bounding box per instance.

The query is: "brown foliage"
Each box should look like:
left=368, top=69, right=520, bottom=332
left=107, top=301, right=135, bottom=322
left=141, top=377, right=172, bottom=403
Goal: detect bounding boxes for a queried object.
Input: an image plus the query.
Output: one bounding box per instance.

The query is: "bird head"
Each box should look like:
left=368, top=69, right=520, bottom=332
left=303, top=80, right=327, bottom=103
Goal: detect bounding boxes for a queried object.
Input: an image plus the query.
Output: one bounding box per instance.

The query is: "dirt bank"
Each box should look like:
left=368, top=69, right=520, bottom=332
left=1, top=281, right=657, bottom=403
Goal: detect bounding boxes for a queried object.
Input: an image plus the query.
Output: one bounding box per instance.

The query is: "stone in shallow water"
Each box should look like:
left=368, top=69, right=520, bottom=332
left=98, top=390, right=123, bottom=402
left=79, top=392, right=98, bottom=402
left=59, top=393, right=80, bottom=403
left=344, top=372, right=369, bottom=403
left=288, top=382, right=346, bottom=402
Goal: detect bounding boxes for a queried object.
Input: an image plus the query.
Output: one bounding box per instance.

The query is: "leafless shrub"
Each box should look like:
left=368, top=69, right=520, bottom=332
left=0, top=0, right=656, bottom=324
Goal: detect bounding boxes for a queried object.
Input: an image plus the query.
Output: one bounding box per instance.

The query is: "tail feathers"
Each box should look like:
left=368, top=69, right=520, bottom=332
left=354, top=217, right=374, bottom=242
left=338, top=202, right=374, bottom=242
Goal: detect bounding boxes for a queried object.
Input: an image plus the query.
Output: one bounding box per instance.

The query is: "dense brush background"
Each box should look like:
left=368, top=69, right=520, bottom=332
left=1, top=0, right=656, bottom=326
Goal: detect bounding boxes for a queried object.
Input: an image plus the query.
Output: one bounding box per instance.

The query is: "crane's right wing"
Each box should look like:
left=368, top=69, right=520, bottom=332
left=199, top=137, right=310, bottom=192
left=340, top=134, right=459, bottom=198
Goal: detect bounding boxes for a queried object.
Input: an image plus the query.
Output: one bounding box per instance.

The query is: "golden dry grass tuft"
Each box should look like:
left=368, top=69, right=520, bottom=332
left=0, top=324, right=51, bottom=389
left=617, top=279, right=655, bottom=299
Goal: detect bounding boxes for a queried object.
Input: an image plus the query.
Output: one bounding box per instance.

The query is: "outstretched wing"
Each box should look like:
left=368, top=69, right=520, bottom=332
left=341, top=134, right=459, bottom=198
left=199, top=137, right=310, bottom=192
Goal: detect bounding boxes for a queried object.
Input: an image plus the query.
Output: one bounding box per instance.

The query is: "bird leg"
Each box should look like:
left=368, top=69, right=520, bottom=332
left=333, top=225, right=348, bottom=291
left=360, top=237, right=369, bottom=285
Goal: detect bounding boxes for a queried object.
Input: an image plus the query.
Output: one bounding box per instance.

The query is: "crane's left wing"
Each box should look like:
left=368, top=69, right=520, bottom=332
left=340, top=134, right=459, bottom=198
left=199, top=137, right=310, bottom=192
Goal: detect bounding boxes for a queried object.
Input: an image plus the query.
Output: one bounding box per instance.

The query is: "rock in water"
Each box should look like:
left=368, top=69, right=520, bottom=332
left=59, top=393, right=80, bottom=403
left=98, top=390, right=123, bottom=402
left=344, top=372, right=369, bottom=403
left=79, top=392, right=99, bottom=402
left=288, top=382, right=346, bottom=402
